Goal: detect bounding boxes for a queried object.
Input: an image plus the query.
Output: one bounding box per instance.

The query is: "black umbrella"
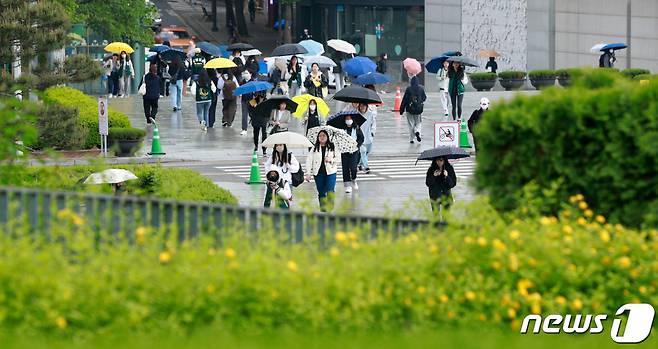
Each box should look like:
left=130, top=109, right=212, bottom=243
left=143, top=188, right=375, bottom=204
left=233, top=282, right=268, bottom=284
left=271, top=43, right=308, bottom=57
left=416, top=146, right=470, bottom=165
left=254, top=96, right=298, bottom=115
left=227, top=42, right=254, bottom=51
left=333, top=85, right=382, bottom=104
left=159, top=48, right=187, bottom=62
left=326, top=111, right=367, bottom=128
left=446, top=56, right=479, bottom=67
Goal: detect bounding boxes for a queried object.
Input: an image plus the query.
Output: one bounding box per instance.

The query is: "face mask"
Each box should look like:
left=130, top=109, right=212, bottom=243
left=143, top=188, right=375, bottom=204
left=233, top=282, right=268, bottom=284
left=309, top=105, right=316, bottom=111
left=481, top=103, right=489, bottom=110
left=346, top=120, right=353, bottom=126
left=223, top=74, right=229, bottom=79
left=121, top=54, right=126, bottom=58
left=243, top=73, right=251, bottom=80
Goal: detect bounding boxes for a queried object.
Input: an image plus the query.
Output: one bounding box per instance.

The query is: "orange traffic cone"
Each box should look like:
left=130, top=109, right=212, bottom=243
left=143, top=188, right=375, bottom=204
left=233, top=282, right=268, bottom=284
left=392, top=86, right=402, bottom=112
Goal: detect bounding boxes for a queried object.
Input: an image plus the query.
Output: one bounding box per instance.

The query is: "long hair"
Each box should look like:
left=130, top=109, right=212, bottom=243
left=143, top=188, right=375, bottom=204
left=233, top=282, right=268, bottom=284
left=271, top=144, right=290, bottom=167
left=198, top=70, right=210, bottom=87
left=448, top=62, right=464, bottom=79
left=313, top=130, right=335, bottom=152
left=429, top=156, right=453, bottom=173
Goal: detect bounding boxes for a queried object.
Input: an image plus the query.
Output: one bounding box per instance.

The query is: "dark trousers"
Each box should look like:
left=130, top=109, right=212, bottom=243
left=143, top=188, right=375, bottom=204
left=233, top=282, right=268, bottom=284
left=106, top=74, right=114, bottom=95
left=208, top=92, right=218, bottom=127
left=143, top=98, right=158, bottom=122
left=111, top=72, right=120, bottom=96
left=450, top=93, right=464, bottom=120
left=159, top=77, right=169, bottom=96
left=222, top=99, right=237, bottom=125
left=253, top=125, right=267, bottom=153
left=341, top=151, right=360, bottom=183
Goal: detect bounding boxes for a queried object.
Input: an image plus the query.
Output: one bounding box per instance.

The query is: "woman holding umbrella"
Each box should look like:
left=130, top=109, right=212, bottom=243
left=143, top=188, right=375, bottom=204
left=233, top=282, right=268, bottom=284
left=304, top=63, right=328, bottom=98
left=269, top=101, right=291, bottom=134
left=305, top=130, right=339, bottom=212
left=264, top=143, right=300, bottom=191
left=250, top=94, right=270, bottom=156
left=448, top=61, right=468, bottom=120
left=169, top=56, right=185, bottom=111
left=426, top=157, right=456, bottom=214
left=304, top=99, right=321, bottom=135
left=335, top=114, right=364, bottom=193
left=288, top=55, right=303, bottom=97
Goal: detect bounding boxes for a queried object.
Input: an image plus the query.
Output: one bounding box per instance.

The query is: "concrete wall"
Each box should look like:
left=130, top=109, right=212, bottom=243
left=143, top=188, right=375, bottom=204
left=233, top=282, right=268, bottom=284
left=629, top=0, right=658, bottom=72
left=527, top=0, right=553, bottom=70
left=425, top=0, right=461, bottom=90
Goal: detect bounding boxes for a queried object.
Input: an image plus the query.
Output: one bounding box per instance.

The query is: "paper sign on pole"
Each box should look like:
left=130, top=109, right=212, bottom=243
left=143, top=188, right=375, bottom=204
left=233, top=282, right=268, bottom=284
left=434, top=121, right=459, bottom=148
left=98, top=97, right=108, bottom=136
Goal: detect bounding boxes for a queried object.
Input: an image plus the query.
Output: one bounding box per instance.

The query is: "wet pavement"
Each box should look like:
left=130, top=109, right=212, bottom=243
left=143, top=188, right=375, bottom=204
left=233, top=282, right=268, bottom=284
left=108, top=89, right=535, bottom=216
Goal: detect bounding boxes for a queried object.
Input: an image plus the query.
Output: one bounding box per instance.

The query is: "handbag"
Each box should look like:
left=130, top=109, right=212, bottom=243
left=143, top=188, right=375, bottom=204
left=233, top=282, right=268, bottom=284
left=289, top=154, right=304, bottom=187
left=138, top=74, right=147, bottom=95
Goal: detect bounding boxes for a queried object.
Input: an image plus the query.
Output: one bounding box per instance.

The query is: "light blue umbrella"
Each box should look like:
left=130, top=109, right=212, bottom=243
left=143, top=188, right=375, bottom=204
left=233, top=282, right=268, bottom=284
left=299, top=40, right=325, bottom=56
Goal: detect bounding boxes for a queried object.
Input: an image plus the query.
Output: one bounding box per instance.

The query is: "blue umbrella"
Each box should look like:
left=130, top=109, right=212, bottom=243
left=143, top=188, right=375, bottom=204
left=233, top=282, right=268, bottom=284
left=425, top=55, right=450, bottom=73
left=299, top=40, right=325, bottom=56
left=600, top=43, right=627, bottom=51
left=352, top=72, right=391, bottom=85
left=150, top=44, right=170, bottom=53
left=218, top=45, right=231, bottom=58
left=196, top=41, right=223, bottom=57
left=343, top=57, right=377, bottom=77
left=233, top=81, right=273, bottom=96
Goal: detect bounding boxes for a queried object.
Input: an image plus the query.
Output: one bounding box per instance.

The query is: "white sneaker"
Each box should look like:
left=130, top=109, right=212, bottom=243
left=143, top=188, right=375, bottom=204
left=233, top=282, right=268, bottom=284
left=345, top=186, right=352, bottom=193
left=352, top=181, right=359, bottom=190
left=240, top=130, right=247, bottom=136
left=201, top=120, right=206, bottom=130
left=108, top=95, right=114, bottom=99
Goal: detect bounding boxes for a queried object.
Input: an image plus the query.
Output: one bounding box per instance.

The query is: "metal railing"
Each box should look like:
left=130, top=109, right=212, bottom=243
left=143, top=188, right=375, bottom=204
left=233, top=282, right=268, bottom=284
left=0, top=187, right=429, bottom=242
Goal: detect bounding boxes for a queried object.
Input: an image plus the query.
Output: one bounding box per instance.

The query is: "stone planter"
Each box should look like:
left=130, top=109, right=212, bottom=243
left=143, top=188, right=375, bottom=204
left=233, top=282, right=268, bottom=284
left=530, top=78, right=556, bottom=90
left=557, top=77, right=571, bottom=87
left=471, top=79, right=496, bottom=91
left=109, top=139, right=142, bottom=157
left=499, top=78, right=526, bottom=91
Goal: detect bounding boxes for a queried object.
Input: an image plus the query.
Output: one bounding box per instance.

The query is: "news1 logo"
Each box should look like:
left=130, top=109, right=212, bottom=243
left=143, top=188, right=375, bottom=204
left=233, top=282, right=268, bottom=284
left=520, top=303, right=655, bottom=343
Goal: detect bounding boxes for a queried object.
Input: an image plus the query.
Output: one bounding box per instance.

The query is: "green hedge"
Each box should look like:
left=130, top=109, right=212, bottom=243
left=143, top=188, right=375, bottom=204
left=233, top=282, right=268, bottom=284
left=469, top=72, right=497, bottom=81
left=0, top=165, right=237, bottom=205
left=497, top=71, right=526, bottom=80
left=528, top=69, right=556, bottom=80
left=108, top=127, right=146, bottom=141
left=43, top=86, right=131, bottom=149
left=475, top=69, right=658, bottom=228
left=634, top=73, right=658, bottom=81
left=621, top=68, right=650, bottom=79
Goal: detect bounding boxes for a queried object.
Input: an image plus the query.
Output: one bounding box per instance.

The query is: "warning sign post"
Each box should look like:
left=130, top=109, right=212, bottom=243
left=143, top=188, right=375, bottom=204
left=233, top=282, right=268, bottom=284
left=434, top=121, right=460, bottom=148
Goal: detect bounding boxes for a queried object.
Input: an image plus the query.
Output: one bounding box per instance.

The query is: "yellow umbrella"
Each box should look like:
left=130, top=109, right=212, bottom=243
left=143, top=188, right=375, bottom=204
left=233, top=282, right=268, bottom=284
left=292, top=94, right=330, bottom=118
left=204, top=58, right=238, bottom=69
left=104, top=42, right=134, bottom=54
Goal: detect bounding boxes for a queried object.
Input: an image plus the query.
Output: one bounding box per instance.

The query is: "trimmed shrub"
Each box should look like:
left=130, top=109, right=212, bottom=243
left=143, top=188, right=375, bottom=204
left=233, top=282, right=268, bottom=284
left=108, top=127, right=146, bottom=141
left=474, top=69, right=658, bottom=228
left=633, top=73, right=658, bottom=81
left=528, top=69, right=556, bottom=80
left=497, top=71, right=526, bottom=80
left=469, top=72, right=497, bottom=81
left=43, top=86, right=131, bottom=148
left=621, top=68, right=650, bottom=79
left=30, top=103, right=88, bottom=150
left=0, top=165, right=237, bottom=205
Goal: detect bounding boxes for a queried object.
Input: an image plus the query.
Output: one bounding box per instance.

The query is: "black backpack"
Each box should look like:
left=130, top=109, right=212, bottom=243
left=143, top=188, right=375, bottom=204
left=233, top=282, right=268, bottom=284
left=407, top=91, right=424, bottom=115
left=289, top=154, right=304, bottom=187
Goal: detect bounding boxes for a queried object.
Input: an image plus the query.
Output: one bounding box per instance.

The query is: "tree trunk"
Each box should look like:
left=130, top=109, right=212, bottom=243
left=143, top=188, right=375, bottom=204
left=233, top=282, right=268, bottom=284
left=283, top=4, right=292, bottom=43
left=234, top=0, right=249, bottom=37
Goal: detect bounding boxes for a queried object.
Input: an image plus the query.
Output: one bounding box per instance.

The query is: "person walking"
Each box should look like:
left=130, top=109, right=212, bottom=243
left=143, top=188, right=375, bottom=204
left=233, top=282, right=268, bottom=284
left=599, top=49, right=616, bottom=68
left=265, top=143, right=300, bottom=189
left=485, top=57, right=498, bottom=73
left=425, top=156, right=456, bottom=216
left=190, top=48, right=206, bottom=82
left=399, top=75, right=426, bottom=144
left=304, top=63, right=328, bottom=98
left=138, top=63, right=161, bottom=124
left=239, top=70, right=257, bottom=135
left=190, top=70, right=216, bottom=131
left=357, top=103, right=376, bottom=174
left=268, top=63, right=285, bottom=95
left=269, top=101, right=291, bottom=134
left=248, top=0, right=257, bottom=23
left=169, top=56, right=185, bottom=111
left=263, top=169, right=293, bottom=209
left=340, top=115, right=364, bottom=193
left=376, top=53, right=387, bottom=74
left=218, top=71, right=239, bottom=127
left=303, top=99, right=321, bottom=135
left=103, top=55, right=115, bottom=98
left=207, top=68, right=220, bottom=128
left=300, top=28, right=312, bottom=41
left=154, top=54, right=169, bottom=97
left=245, top=55, right=260, bottom=76
left=287, top=56, right=303, bottom=97
left=250, top=94, right=269, bottom=156
left=436, top=60, right=451, bottom=118
left=305, top=130, right=338, bottom=212
left=448, top=61, right=468, bottom=120
left=109, top=54, right=120, bottom=98
left=331, top=51, right=344, bottom=91
left=468, top=97, right=490, bottom=151
left=118, top=51, right=135, bottom=98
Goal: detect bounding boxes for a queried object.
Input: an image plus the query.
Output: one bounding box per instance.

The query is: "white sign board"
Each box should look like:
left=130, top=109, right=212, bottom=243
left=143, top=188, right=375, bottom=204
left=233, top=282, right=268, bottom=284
left=434, top=121, right=459, bottom=148
left=98, top=97, right=108, bottom=136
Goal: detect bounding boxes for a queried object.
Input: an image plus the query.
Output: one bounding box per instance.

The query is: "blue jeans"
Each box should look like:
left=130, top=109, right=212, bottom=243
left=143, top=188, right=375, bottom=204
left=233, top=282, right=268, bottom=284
left=314, top=172, right=336, bottom=212
left=170, top=79, right=183, bottom=109
left=196, top=101, right=211, bottom=124
left=360, top=143, right=372, bottom=169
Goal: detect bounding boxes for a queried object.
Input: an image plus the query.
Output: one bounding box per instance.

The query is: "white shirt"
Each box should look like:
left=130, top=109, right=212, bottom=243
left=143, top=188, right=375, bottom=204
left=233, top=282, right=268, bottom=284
left=264, top=153, right=300, bottom=184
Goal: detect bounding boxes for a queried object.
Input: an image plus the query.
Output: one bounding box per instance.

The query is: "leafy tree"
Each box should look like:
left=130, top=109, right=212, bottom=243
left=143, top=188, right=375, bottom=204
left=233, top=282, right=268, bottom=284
left=67, top=0, right=155, bottom=45
left=0, top=98, right=37, bottom=161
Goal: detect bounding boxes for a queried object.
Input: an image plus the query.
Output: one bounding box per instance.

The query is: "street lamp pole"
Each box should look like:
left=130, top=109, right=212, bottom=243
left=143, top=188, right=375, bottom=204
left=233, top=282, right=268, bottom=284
left=212, top=0, right=219, bottom=31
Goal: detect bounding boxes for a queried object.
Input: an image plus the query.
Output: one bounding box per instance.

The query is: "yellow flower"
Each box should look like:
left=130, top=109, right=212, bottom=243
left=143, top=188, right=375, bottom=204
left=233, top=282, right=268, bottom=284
left=639, top=286, right=647, bottom=294
left=351, top=242, right=360, bottom=250
left=563, top=235, right=573, bottom=244
left=335, top=232, right=347, bottom=243
left=228, top=261, right=240, bottom=270
left=426, top=298, right=436, bottom=306
left=615, top=224, right=624, bottom=232
left=208, top=248, right=217, bottom=256
left=508, top=253, right=519, bottom=272
left=206, top=284, right=216, bottom=294
left=56, top=208, right=72, bottom=220
left=575, top=194, right=584, bottom=201
left=511, top=319, right=521, bottom=331
left=330, top=247, right=340, bottom=257
left=540, top=216, right=552, bottom=226
left=569, top=195, right=579, bottom=203
left=517, top=279, right=533, bottom=296
left=347, top=232, right=358, bottom=242
left=404, top=298, right=412, bottom=306
left=71, top=214, right=84, bottom=227
left=463, top=236, right=473, bottom=244
left=491, top=261, right=502, bottom=270
left=477, top=236, right=488, bottom=247
left=55, top=316, right=67, bottom=329
left=579, top=201, right=588, bottom=210
left=531, top=302, right=541, bottom=315
left=595, top=215, right=606, bottom=224
left=602, top=256, right=611, bottom=265
left=616, top=256, right=631, bottom=269
left=439, top=294, right=449, bottom=303
left=507, top=308, right=517, bottom=319
left=417, top=286, right=426, bottom=295
left=407, top=233, right=419, bottom=242
left=562, top=225, right=573, bottom=234
left=224, top=248, right=236, bottom=259
left=465, top=291, right=476, bottom=301
left=428, top=244, right=439, bottom=254
left=159, top=251, right=171, bottom=264
left=630, top=268, right=640, bottom=279
left=509, top=230, right=521, bottom=240
left=577, top=217, right=587, bottom=226
left=492, top=239, right=506, bottom=251
left=287, top=260, right=298, bottom=272
left=447, top=311, right=455, bottom=319
left=136, top=227, right=147, bottom=245
left=478, top=314, right=487, bottom=321
left=570, top=298, right=583, bottom=312
left=555, top=296, right=566, bottom=305
left=599, top=230, right=610, bottom=243
left=584, top=209, right=594, bottom=218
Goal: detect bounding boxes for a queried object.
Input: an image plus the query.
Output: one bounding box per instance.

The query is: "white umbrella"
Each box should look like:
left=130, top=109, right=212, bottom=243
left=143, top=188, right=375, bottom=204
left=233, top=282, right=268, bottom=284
left=306, top=126, right=358, bottom=153
left=327, top=39, right=356, bottom=54
left=261, top=131, right=313, bottom=148
left=84, top=169, right=138, bottom=184
left=591, top=43, right=606, bottom=52
left=304, top=55, right=337, bottom=68
left=243, top=48, right=263, bottom=56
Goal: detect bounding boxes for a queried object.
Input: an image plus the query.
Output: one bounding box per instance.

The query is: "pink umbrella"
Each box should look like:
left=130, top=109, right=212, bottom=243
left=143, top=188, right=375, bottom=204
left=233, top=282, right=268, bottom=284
left=403, top=58, right=422, bottom=76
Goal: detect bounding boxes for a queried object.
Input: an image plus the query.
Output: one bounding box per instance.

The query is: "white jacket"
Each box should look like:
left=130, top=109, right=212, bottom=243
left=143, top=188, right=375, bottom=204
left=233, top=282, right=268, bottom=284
left=436, top=67, right=449, bottom=90
left=264, top=153, right=300, bottom=184
left=306, top=146, right=339, bottom=176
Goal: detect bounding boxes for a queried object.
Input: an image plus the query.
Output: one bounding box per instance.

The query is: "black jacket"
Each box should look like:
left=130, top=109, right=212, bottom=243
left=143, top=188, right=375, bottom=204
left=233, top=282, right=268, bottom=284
left=141, top=72, right=161, bottom=99
left=425, top=162, right=456, bottom=200
left=376, top=55, right=387, bottom=74
left=306, top=110, right=320, bottom=133
left=249, top=98, right=270, bottom=127
left=399, top=76, right=426, bottom=115
left=304, top=72, right=328, bottom=98
left=343, top=125, right=364, bottom=149
left=468, top=108, right=486, bottom=134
